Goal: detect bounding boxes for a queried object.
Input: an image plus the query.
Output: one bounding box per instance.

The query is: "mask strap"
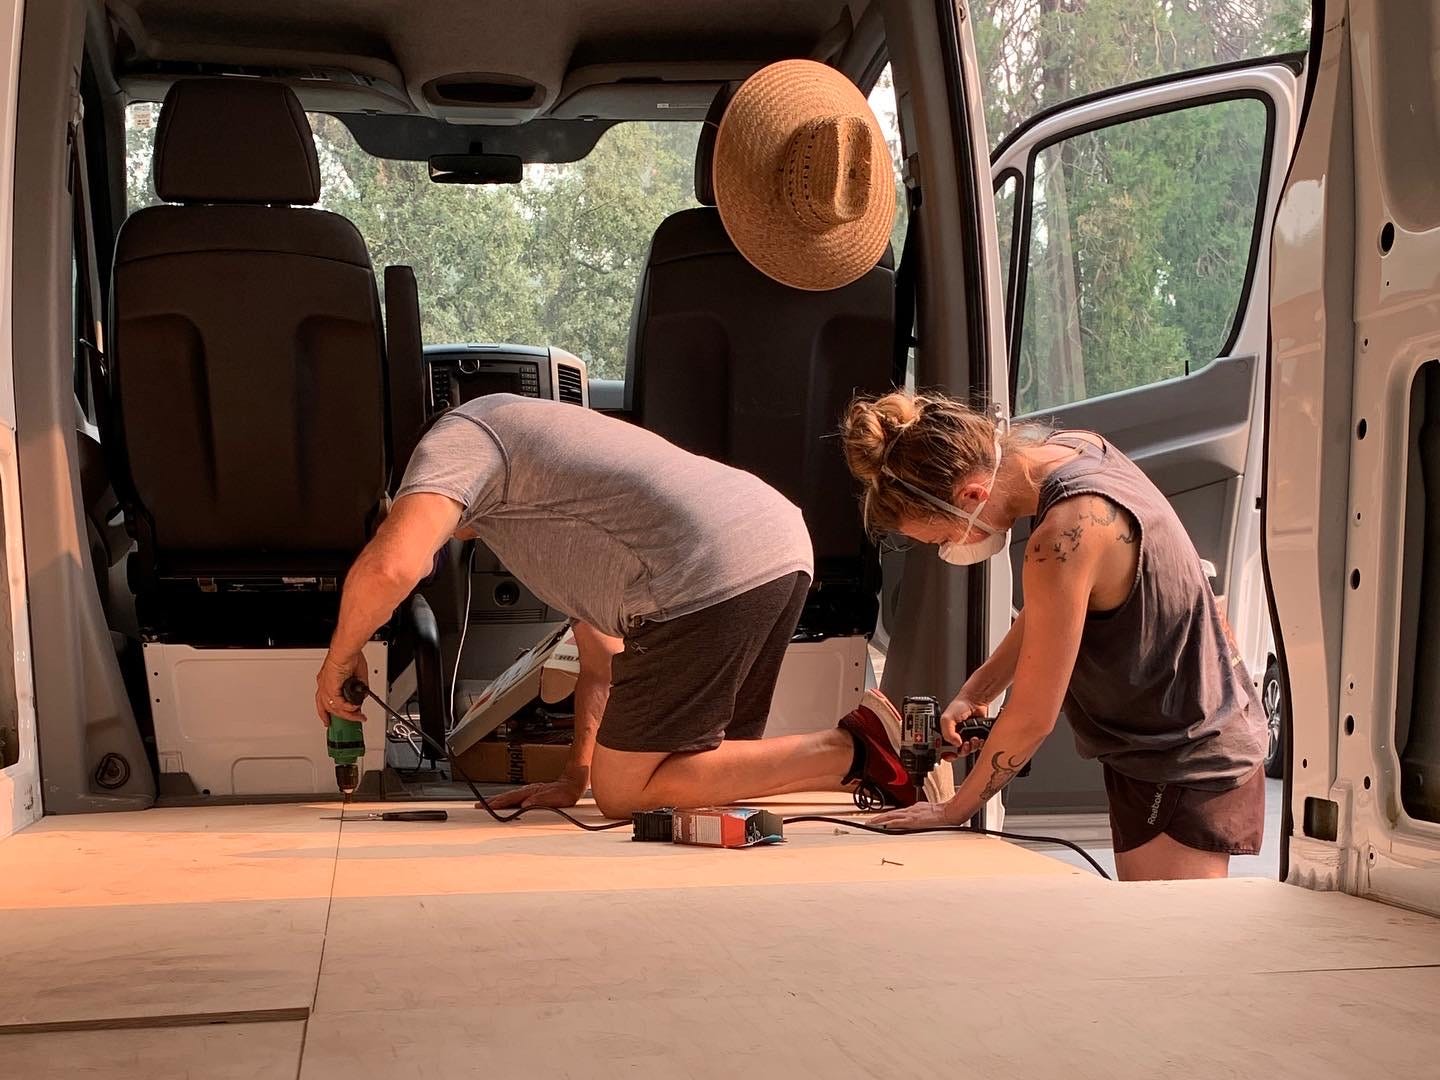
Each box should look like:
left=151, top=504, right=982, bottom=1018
left=882, top=469, right=967, bottom=520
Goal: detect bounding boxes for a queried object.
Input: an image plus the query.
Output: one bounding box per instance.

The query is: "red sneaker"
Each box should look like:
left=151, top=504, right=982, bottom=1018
left=839, top=689, right=916, bottom=808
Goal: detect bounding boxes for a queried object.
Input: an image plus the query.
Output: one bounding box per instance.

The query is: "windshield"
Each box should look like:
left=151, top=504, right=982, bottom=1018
left=125, top=105, right=700, bottom=380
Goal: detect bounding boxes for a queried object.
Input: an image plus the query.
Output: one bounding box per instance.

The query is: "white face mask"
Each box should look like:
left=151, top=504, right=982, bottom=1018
left=886, top=437, right=1006, bottom=566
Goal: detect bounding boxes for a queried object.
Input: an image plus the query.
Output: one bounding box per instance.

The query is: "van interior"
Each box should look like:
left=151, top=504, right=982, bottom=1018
left=4, top=0, right=1440, bottom=1075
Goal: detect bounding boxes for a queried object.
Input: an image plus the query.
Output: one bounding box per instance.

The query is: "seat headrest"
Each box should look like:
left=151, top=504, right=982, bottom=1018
left=694, top=82, right=739, bottom=206
left=154, top=79, right=322, bottom=205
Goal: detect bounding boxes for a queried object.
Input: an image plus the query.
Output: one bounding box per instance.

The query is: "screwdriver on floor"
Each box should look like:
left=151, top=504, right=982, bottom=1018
left=324, top=810, right=449, bottom=822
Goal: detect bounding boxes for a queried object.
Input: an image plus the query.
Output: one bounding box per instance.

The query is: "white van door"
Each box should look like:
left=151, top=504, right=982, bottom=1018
left=988, top=58, right=1302, bottom=811
left=0, top=0, right=40, bottom=839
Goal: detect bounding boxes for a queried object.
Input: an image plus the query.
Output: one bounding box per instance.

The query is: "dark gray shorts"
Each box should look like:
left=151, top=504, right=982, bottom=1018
left=1103, top=763, right=1265, bottom=855
left=595, top=572, right=811, bottom=754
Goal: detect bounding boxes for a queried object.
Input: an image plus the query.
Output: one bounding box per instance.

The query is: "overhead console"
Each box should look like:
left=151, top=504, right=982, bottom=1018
left=424, top=344, right=589, bottom=414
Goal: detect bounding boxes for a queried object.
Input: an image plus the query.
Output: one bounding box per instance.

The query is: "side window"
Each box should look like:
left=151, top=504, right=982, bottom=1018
left=868, top=63, right=908, bottom=261
left=994, top=171, right=1020, bottom=318
left=868, top=63, right=913, bottom=387
left=1013, top=97, right=1269, bottom=416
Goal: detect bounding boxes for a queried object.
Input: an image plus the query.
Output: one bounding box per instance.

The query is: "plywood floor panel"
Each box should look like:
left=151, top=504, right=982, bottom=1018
left=2, top=1020, right=305, bottom=1080
left=299, top=968, right=1440, bottom=1080
left=310, top=877, right=1440, bottom=1018
left=0, top=805, right=338, bottom=1027
left=0, top=803, right=341, bottom=907
left=7, top=802, right=1440, bottom=1078
left=0, top=898, right=329, bottom=1028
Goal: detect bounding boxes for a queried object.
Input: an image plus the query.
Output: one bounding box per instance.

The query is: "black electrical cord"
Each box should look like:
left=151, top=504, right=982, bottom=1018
left=781, top=814, right=1112, bottom=880
left=342, top=680, right=1111, bottom=876
left=342, top=677, right=629, bottom=832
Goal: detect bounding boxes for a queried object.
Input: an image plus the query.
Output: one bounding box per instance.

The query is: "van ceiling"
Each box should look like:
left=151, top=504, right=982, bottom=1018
left=105, top=0, right=871, bottom=123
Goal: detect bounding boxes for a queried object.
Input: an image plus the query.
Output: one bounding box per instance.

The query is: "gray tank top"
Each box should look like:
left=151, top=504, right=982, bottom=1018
left=1033, top=434, right=1266, bottom=788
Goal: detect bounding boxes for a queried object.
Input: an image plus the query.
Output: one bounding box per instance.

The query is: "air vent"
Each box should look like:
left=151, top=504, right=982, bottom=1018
left=555, top=364, right=585, bottom=406
left=430, top=367, right=453, bottom=410
left=469, top=608, right=545, bottom=625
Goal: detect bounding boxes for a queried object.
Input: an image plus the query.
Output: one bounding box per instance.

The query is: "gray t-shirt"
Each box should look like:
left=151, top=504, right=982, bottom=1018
left=395, top=395, right=814, bottom=638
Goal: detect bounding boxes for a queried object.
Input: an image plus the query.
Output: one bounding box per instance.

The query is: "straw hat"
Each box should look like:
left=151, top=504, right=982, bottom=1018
left=713, top=59, right=895, bottom=292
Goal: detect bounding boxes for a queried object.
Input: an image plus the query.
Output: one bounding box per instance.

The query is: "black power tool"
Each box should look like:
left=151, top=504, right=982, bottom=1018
left=899, top=695, right=1034, bottom=802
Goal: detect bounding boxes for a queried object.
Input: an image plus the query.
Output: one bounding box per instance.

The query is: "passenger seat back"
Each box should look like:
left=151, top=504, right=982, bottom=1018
left=626, top=84, right=896, bottom=635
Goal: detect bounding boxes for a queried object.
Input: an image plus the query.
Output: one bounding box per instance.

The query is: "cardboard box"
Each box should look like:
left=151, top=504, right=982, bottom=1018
left=450, top=624, right=579, bottom=754
left=672, top=807, right=785, bottom=848
left=454, top=740, right=572, bottom=785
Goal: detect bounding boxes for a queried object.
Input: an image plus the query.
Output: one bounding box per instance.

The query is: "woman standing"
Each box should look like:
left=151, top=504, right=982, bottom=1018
left=841, top=390, right=1267, bottom=881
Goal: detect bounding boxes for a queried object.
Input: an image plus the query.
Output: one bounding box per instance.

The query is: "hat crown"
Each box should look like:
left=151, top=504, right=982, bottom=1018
left=782, top=113, right=875, bottom=233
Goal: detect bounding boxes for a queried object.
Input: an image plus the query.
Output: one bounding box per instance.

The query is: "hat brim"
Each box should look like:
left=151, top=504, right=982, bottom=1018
left=713, top=59, right=896, bottom=292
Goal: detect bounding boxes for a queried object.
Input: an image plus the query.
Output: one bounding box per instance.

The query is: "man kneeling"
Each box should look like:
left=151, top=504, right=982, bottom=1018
left=314, top=394, right=932, bottom=818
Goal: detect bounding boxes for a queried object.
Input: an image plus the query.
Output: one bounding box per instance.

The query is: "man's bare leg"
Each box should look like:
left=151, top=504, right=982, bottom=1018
left=1114, top=831, right=1229, bottom=881
left=589, top=730, right=854, bottom=818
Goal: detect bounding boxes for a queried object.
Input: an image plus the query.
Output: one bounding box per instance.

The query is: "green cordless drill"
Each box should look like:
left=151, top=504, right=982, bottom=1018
left=326, top=712, right=365, bottom=797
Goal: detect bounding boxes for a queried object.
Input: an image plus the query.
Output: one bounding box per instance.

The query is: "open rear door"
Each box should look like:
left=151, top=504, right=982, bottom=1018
left=990, top=58, right=1302, bottom=812
left=0, top=0, right=37, bottom=839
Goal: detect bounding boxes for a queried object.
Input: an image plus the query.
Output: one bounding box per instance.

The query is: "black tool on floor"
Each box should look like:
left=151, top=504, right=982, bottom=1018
left=325, top=810, right=449, bottom=822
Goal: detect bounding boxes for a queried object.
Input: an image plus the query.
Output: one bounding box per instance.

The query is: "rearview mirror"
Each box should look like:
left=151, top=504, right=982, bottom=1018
left=428, top=153, right=524, bottom=185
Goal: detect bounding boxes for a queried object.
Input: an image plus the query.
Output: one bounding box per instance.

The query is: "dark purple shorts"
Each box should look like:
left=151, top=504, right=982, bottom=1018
left=1103, top=764, right=1265, bottom=856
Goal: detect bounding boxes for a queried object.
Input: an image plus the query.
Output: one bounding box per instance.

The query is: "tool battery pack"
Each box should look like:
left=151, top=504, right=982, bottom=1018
left=631, top=808, right=676, bottom=842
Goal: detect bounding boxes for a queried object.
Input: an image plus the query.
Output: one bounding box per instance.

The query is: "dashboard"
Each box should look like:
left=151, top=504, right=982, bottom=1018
left=424, top=343, right=589, bottom=414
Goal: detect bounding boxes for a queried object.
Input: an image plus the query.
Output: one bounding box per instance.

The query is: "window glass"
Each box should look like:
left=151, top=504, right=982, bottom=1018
left=124, top=104, right=700, bottom=380
left=994, top=171, right=1019, bottom=312
left=1014, top=97, right=1267, bottom=415
left=867, top=64, right=908, bottom=260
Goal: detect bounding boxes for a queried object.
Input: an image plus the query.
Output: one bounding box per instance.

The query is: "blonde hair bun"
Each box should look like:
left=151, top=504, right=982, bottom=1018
left=841, top=392, right=921, bottom=486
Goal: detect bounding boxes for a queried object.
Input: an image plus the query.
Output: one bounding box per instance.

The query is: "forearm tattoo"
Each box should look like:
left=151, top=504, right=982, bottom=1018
left=977, top=748, right=1028, bottom=804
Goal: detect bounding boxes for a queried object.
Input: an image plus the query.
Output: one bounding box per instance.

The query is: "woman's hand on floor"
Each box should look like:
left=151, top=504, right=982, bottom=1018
left=871, top=798, right=968, bottom=831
